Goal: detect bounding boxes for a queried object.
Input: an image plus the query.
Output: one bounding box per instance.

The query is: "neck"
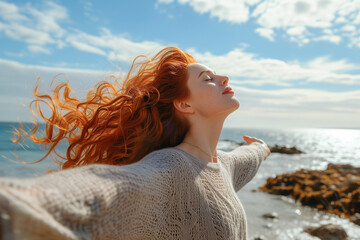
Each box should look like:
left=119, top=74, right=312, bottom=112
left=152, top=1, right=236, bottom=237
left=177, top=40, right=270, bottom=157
left=179, top=115, right=225, bottom=163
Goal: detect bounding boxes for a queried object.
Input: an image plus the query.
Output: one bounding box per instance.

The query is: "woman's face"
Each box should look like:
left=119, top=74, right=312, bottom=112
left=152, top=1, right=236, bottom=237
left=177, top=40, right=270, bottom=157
left=184, top=63, right=240, bottom=118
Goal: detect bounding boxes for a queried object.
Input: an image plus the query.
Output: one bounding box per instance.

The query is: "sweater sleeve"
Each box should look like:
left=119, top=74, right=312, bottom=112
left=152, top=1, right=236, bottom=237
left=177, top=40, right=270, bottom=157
left=0, top=162, right=156, bottom=240
left=219, top=142, right=267, bottom=192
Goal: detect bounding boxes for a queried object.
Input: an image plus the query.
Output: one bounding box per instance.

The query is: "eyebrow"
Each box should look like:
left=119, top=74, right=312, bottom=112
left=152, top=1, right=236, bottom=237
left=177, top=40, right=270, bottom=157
left=198, top=70, right=216, bottom=78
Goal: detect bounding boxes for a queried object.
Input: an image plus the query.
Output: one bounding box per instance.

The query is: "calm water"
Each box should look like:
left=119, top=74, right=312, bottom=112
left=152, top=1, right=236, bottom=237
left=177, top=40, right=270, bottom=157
left=1, top=122, right=360, bottom=239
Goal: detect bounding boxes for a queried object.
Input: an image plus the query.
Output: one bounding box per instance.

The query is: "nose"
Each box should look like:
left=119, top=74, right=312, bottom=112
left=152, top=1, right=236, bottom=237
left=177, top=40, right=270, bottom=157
left=220, top=75, right=229, bottom=86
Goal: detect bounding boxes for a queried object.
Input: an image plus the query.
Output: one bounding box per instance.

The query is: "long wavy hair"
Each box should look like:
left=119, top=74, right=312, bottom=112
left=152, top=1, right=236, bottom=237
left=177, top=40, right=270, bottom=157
left=13, top=46, right=196, bottom=170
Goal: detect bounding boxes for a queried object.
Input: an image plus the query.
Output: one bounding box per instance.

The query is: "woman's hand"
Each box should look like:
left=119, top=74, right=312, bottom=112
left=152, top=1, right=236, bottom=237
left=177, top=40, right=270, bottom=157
left=243, top=135, right=271, bottom=158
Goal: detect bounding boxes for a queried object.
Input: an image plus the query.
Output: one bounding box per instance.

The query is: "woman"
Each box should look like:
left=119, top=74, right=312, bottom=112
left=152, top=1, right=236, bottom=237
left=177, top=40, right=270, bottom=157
left=0, top=46, right=270, bottom=239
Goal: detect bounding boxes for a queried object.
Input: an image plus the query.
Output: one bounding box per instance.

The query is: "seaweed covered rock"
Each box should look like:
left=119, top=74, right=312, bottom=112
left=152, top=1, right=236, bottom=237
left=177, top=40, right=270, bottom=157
left=259, top=164, right=360, bottom=218
left=304, top=224, right=348, bottom=240
left=350, top=213, right=360, bottom=226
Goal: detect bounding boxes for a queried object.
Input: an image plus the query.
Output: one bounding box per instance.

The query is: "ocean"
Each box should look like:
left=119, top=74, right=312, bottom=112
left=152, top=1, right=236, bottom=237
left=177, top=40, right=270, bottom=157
left=1, top=122, right=360, bottom=239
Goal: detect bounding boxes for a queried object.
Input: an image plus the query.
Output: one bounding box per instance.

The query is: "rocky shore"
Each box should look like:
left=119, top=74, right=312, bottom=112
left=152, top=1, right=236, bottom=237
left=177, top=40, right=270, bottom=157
left=259, top=164, right=360, bottom=224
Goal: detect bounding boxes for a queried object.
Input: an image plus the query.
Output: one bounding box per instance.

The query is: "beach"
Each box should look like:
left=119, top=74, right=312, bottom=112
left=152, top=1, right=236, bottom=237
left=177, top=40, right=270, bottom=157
left=1, top=122, right=360, bottom=239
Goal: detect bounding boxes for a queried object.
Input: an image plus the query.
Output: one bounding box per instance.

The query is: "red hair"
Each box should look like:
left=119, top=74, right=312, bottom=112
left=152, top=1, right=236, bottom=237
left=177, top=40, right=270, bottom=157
left=13, top=46, right=197, bottom=170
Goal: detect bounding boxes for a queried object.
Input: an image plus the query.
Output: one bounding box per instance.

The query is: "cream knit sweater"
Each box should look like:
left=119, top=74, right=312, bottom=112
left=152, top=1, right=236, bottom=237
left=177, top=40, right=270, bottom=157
left=0, top=142, right=267, bottom=240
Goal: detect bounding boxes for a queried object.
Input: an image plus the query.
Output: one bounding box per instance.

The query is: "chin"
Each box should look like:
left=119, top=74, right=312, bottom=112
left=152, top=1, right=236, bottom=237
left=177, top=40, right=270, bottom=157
left=223, top=100, right=240, bottom=116
left=231, top=97, right=240, bottom=109
left=231, top=102, right=240, bottom=112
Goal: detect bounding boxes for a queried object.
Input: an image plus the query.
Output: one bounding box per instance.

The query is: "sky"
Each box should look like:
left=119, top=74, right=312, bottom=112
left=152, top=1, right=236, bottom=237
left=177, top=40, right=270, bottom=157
left=0, top=0, right=360, bottom=129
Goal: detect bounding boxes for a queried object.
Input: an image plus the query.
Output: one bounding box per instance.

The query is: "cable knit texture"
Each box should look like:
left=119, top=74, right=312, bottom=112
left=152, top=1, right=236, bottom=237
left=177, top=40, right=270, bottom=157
left=0, top=142, right=267, bottom=240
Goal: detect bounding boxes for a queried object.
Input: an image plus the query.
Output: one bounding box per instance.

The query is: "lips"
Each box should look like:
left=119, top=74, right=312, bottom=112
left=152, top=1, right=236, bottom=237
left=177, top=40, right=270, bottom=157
left=222, top=87, right=234, bottom=95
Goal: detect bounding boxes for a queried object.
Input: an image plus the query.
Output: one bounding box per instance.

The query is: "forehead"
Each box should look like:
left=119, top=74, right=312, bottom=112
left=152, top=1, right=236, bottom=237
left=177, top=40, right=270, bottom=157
left=187, top=63, right=214, bottom=78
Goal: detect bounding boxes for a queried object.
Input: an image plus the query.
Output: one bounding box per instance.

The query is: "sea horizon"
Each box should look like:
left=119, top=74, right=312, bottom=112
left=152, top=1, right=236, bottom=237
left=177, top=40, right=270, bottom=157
left=1, top=120, right=359, bottom=131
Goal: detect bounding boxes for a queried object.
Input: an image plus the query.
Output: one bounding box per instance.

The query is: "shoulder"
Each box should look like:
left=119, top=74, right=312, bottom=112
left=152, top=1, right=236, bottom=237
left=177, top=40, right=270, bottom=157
left=144, top=147, right=185, bottom=160
left=139, top=147, right=188, bottom=169
left=67, top=148, right=186, bottom=180
left=217, top=149, right=233, bottom=163
left=216, top=150, right=233, bottom=170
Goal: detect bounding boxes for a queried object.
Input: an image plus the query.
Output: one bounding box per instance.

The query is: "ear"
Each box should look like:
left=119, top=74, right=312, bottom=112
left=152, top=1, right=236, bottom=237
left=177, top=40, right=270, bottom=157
left=173, top=99, right=194, bottom=114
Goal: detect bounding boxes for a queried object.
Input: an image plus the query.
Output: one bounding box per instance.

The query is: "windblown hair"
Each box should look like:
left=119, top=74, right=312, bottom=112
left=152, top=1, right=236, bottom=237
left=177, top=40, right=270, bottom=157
left=13, top=46, right=197, bottom=170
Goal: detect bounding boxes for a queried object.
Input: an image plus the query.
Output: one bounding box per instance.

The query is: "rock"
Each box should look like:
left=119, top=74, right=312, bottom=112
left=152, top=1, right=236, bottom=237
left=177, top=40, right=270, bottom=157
left=269, top=144, right=303, bottom=154
left=350, top=213, right=360, bottom=226
left=253, top=235, right=266, bottom=240
left=304, top=224, right=348, bottom=240
left=259, top=164, right=360, bottom=219
left=262, top=212, right=279, bottom=219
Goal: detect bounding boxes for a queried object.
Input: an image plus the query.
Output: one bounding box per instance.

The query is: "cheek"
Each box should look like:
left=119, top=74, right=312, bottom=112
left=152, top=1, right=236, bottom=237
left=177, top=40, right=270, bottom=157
left=192, top=86, right=218, bottom=105
left=200, top=90, right=216, bottom=100
left=192, top=89, right=226, bottom=115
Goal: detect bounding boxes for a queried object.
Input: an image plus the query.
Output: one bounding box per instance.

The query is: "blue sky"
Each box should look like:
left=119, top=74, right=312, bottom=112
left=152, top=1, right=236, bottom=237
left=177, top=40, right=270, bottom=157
left=0, top=0, right=360, bottom=129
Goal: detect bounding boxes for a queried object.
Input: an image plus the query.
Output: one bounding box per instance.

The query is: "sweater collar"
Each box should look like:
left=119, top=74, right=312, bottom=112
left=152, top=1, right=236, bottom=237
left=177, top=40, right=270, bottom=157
left=172, top=147, right=221, bottom=171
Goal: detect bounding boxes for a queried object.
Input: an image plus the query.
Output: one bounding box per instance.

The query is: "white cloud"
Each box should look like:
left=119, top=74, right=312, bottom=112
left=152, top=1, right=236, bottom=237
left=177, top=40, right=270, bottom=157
left=341, top=25, right=356, bottom=32
left=225, top=86, right=360, bottom=128
left=0, top=58, right=107, bottom=86
left=234, top=87, right=360, bottom=106
left=0, top=58, right=110, bottom=122
left=304, top=56, right=359, bottom=73
left=2, top=0, right=360, bottom=60
left=65, top=28, right=166, bottom=63
left=26, top=1, right=67, bottom=38
left=255, top=28, right=274, bottom=41
left=1, top=23, right=54, bottom=45
left=4, top=51, right=25, bottom=58
left=157, top=0, right=174, bottom=4
left=313, top=34, right=342, bottom=44
left=156, top=0, right=360, bottom=47
left=0, top=1, right=68, bottom=52
left=252, top=0, right=360, bottom=46
left=186, top=47, right=360, bottom=86
left=27, top=45, right=51, bottom=54
left=158, top=0, right=261, bottom=23
left=0, top=1, right=28, bottom=22
left=286, top=26, right=306, bottom=36
left=3, top=0, right=216, bottom=65
left=252, top=0, right=339, bottom=29
left=66, top=36, right=107, bottom=56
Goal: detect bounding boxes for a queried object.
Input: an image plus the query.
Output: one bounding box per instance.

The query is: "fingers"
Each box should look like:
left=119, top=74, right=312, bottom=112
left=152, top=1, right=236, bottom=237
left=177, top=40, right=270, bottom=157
left=243, top=135, right=271, bottom=158
left=243, top=135, right=264, bottom=144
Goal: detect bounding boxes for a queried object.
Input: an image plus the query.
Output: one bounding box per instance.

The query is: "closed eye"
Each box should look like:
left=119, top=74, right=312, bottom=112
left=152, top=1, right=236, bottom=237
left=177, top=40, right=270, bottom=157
left=205, top=77, right=213, bottom=81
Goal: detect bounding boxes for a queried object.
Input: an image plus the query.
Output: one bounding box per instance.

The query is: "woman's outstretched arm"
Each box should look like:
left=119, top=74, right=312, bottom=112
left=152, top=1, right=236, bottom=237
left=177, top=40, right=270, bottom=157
left=220, top=136, right=271, bottom=192
left=0, top=163, right=153, bottom=240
